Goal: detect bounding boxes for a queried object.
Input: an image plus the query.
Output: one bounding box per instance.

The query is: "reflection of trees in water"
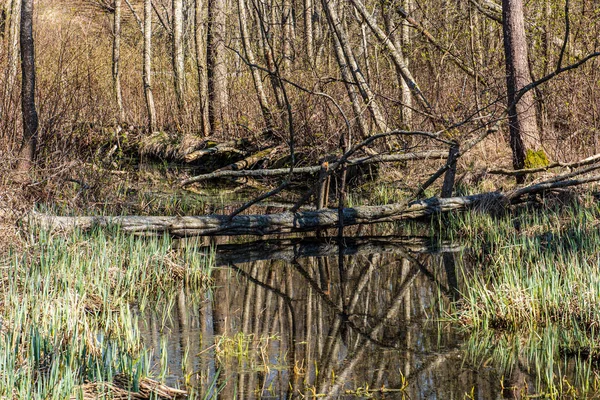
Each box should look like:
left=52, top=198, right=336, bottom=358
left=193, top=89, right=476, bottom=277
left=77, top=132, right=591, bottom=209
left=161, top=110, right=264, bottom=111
left=138, top=237, right=512, bottom=398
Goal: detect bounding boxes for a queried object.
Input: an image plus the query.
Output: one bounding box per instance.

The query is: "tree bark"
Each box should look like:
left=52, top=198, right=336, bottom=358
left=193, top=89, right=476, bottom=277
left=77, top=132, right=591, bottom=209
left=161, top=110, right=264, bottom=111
left=30, top=194, right=499, bottom=236
left=304, top=0, right=314, bottom=64
left=172, top=0, right=185, bottom=113
left=206, top=0, right=228, bottom=135
left=502, top=0, right=542, bottom=173
left=323, top=0, right=389, bottom=135
left=6, top=0, right=20, bottom=89
left=195, top=0, right=209, bottom=137
left=349, top=0, right=431, bottom=115
left=143, top=0, right=157, bottom=133
left=237, top=0, right=275, bottom=131
left=17, top=0, right=38, bottom=173
left=113, top=0, right=125, bottom=124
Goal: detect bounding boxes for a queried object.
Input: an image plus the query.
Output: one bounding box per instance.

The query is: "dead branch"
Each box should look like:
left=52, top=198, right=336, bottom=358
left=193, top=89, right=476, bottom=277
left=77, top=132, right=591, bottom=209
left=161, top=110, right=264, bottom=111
left=181, top=150, right=448, bottom=186
left=489, top=153, right=600, bottom=177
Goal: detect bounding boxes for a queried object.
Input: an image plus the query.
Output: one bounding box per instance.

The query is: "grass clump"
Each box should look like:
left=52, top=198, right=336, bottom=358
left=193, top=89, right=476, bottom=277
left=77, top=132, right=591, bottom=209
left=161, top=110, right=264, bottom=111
left=0, top=227, right=213, bottom=398
left=442, top=199, right=600, bottom=396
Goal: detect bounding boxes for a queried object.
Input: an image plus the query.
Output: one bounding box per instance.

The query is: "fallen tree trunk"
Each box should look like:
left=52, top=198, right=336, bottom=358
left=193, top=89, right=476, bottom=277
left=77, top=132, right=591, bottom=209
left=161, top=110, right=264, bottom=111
left=31, top=171, right=600, bottom=237
left=181, top=150, right=448, bottom=185
left=30, top=193, right=501, bottom=236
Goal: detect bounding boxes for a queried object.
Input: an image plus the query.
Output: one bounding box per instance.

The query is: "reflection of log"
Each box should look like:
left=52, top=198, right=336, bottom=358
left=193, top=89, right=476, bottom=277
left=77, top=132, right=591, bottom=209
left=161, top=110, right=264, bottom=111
left=200, top=236, right=462, bottom=265
left=31, top=194, right=499, bottom=237
left=181, top=150, right=448, bottom=185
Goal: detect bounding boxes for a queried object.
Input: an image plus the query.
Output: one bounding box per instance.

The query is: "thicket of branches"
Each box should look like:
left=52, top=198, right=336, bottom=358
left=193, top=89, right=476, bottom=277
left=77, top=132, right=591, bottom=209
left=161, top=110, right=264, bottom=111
left=1, top=0, right=599, bottom=172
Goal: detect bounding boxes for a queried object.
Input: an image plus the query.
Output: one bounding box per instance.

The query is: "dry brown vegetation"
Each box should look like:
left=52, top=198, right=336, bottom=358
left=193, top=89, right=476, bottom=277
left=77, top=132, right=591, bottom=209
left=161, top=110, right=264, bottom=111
left=0, top=0, right=599, bottom=219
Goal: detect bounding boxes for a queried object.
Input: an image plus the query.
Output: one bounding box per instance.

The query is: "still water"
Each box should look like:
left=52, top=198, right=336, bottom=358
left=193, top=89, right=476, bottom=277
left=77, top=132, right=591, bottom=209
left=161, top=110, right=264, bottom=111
left=135, top=233, right=580, bottom=399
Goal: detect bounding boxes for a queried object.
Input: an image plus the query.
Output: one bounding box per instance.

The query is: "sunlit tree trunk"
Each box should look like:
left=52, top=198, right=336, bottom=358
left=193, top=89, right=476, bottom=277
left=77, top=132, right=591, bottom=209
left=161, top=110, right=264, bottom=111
left=238, top=0, right=274, bottom=131
left=330, top=27, right=367, bottom=139
left=143, top=0, right=157, bottom=133
left=350, top=0, right=431, bottom=114
left=6, top=0, right=20, bottom=90
left=207, top=0, right=228, bottom=135
left=323, top=0, right=388, bottom=135
left=113, top=0, right=125, bottom=124
left=172, top=0, right=185, bottom=113
left=17, top=0, right=38, bottom=173
left=304, top=0, right=314, bottom=64
left=381, top=0, right=412, bottom=127
left=195, top=0, right=209, bottom=136
left=502, top=0, right=542, bottom=174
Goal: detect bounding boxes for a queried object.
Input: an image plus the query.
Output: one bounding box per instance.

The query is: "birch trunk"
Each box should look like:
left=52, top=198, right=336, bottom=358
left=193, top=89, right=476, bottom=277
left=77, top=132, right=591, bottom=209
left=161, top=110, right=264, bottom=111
left=172, top=0, right=185, bottom=113
left=323, top=0, right=388, bottom=134
left=237, top=0, right=275, bottom=130
left=349, top=0, right=431, bottom=114
left=143, top=0, right=157, bottom=133
left=304, top=0, right=314, bottom=63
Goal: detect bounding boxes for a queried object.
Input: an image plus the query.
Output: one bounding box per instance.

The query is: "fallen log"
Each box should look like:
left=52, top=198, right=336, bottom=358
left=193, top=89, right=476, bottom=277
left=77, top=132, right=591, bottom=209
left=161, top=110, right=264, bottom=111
left=181, top=150, right=448, bottom=186
left=30, top=193, right=501, bottom=237
left=31, top=172, right=600, bottom=237
left=183, top=140, right=247, bottom=163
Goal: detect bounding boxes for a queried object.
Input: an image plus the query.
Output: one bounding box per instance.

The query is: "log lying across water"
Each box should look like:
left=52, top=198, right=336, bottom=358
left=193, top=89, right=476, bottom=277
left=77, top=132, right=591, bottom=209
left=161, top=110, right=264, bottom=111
left=31, top=193, right=500, bottom=237
left=30, top=170, right=600, bottom=237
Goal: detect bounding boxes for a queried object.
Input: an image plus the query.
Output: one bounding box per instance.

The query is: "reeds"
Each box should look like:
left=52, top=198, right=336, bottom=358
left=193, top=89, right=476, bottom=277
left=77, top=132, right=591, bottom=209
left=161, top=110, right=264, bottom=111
left=0, top=227, right=212, bottom=398
left=445, top=198, right=600, bottom=397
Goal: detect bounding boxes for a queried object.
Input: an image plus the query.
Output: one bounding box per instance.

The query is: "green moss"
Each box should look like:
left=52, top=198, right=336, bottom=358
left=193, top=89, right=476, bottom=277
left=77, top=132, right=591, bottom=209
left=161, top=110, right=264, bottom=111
left=524, top=149, right=550, bottom=169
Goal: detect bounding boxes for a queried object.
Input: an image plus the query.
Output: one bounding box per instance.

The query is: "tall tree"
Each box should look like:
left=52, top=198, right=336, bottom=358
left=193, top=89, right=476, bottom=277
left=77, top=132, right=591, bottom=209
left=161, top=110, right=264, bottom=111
left=206, top=0, right=228, bottom=135
left=6, top=0, right=20, bottom=89
left=323, top=0, right=388, bottom=135
left=195, top=0, right=209, bottom=136
left=18, top=0, right=38, bottom=173
left=502, top=0, right=542, bottom=175
left=113, top=0, right=125, bottom=124
left=172, top=0, right=185, bottom=113
left=237, top=0, right=274, bottom=131
left=143, top=0, right=157, bottom=133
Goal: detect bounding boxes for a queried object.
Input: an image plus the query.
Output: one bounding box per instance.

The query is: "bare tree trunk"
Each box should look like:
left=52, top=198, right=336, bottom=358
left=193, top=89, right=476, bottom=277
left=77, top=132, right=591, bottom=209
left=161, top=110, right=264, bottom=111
left=323, top=0, right=388, bottom=135
left=304, top=0, right=314, bottom=64
left=381, top=0, right=411, bottom=127
left=143, top=0, right=157, bottom=133
left=349, top=0, right=431, bottom=114
left=330, top=29, right=368, bottom=139
left=281, top=0, right=294, bottom=70
left=113, top=0, right=125, bottom=124
left=237, top=0, right=274, bottom=131
left=172, top=0, right=185, bottom=113
left=195, top=0, right=209, bottom=136
left=502, top=0, right=542, bottom=174
left=400, top=0, right=413, bottom=125
left=206, top=0, right=228, bottom=136
left=6, top=0, right=20, bottom=89
left=255, top=1, right=285, bottom=110
left=17, top=0, right=38, bottom=173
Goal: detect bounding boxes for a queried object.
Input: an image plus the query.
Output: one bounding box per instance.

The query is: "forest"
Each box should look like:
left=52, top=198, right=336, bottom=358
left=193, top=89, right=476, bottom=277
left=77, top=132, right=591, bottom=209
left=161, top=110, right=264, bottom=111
left=1, top=0, right=600, bottom=398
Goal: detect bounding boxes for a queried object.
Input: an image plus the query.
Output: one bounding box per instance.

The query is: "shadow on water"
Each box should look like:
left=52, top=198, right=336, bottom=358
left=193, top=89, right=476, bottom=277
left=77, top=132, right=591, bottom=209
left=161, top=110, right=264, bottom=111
left=136, top=233, right=586, bottom=399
